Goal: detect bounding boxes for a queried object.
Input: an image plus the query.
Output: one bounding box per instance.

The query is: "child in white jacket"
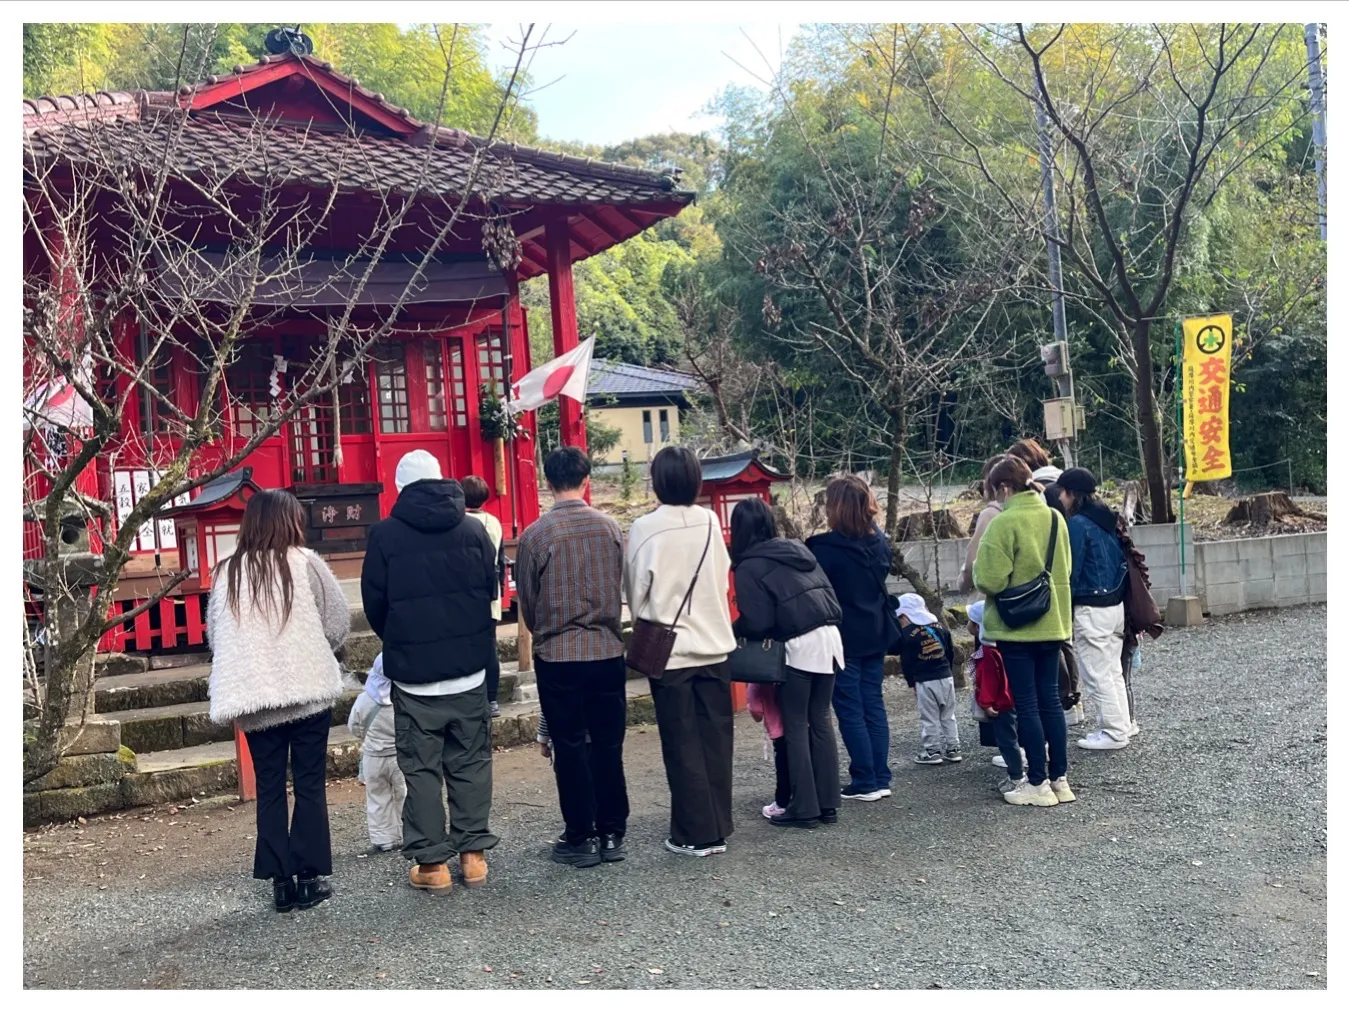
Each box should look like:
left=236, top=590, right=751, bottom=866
left=347, top=653, right=406, bottom=854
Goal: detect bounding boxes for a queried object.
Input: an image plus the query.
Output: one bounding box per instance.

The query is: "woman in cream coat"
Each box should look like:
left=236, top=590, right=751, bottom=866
left=208, top=490, right=350, bottom=912
left=624, top=446, right=737, bottom=858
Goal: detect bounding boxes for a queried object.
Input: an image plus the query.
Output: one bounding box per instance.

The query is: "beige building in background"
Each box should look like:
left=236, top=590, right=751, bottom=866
left=586, top=360, right=702, bottom=470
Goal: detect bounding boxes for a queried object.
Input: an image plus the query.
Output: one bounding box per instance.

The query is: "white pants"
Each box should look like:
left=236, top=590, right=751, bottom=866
left=360, top=753, right=407, bottom=848
left=1073, top=604, right=1130, bottom=742
left=915, top=677, right=960, bottom=752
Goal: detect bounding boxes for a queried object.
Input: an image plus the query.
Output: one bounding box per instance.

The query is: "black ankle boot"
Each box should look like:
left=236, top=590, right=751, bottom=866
left=295, top=875, right=332, bottom=910
left=273, top=876, right=297, bottom=913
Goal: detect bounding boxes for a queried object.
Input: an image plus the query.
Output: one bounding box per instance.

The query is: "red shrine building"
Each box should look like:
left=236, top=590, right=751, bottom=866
left=22, top=52, right=694, bottom=652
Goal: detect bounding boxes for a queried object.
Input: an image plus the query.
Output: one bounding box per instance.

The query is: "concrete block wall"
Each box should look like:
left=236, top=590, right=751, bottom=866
left=895, top=523, right=1324, bottom=619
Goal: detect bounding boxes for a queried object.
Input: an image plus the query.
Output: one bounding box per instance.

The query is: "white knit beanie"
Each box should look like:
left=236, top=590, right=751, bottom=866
left=394, top=449, right=442, bottom=491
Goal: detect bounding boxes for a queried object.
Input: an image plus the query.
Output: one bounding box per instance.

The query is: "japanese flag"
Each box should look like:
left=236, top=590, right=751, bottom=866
left=507, top=336, right=595, bottom=415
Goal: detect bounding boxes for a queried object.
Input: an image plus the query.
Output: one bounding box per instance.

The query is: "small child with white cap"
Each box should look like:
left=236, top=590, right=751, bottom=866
left=894, top=593, right=961, bottom=765
left=347, top=652, right=406, bottom=854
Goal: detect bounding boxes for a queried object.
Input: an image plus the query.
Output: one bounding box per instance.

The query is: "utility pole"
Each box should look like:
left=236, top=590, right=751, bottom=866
left=1037, top=94, right=1077, bottom=468
left=1305, top=23, right=1327, bottom=242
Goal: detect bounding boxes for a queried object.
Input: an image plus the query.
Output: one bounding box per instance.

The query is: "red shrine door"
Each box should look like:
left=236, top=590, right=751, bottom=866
left=370, top=337, right=454, bottom=518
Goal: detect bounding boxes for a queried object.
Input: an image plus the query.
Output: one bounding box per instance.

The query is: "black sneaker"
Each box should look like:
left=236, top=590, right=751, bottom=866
left=840, top=784, right=885, bottom=802
left=273, top=876, right=296, bottom=913
left=295, top=875, right=332, bottom=910
left=768, top=812, right=819, bottom=828
left=551, top=838, right=602, bottom=868
left=599, top=833, right=626, bottom=863
left=818, top=808, right=838, bottom=824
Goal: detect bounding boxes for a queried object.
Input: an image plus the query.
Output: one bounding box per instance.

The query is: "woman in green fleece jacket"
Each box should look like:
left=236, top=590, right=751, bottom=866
left=973, top=456, right=1075, bottom=808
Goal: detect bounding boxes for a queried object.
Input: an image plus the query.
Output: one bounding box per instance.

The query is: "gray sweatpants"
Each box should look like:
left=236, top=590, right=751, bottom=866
left=360, top=753, right=406, bottom=848
left=915, top=677, right=960, bottom=752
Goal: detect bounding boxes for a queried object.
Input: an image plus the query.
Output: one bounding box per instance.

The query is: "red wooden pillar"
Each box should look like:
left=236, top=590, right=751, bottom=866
left=545, top=218, right=587, bottom=455
left=234, top=723, right=256, bottom=802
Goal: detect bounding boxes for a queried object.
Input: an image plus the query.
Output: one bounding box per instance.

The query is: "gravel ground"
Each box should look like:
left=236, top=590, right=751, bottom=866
left=24, top=606, right=1326, bottom=990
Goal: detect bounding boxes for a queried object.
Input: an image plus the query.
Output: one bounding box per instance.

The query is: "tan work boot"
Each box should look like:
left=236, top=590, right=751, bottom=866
left=409, top=862, right=453, bottom=895
left=460, top=851, right=488, bottom=888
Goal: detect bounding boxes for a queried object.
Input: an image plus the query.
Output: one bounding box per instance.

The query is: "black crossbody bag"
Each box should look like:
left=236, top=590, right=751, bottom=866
left=995, top=513, right=1059, bottom=629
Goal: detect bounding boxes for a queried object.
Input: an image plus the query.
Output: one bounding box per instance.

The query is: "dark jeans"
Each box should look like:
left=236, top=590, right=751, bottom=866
left=780, top=667, right=840, bottom=818
left=486, top=648, right=502, bottom=704
left=535, top=655, right=630, bottom=844
left=832, top=655, right=891, bottom=792
left=771, top=737, right=790, bottom=809
left=989, top=710, right=1022, bottom=779
left=245, top=708, right=332, bottom=881
left=392, top=682, right=499, bottom=865
left=1000, top=640, right=1068, bottom=786
left=649, top=661, right=735, bottom=847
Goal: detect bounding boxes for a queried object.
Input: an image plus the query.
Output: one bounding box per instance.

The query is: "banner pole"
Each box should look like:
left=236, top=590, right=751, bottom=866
left=1174, top=319, right=1186, bottom=598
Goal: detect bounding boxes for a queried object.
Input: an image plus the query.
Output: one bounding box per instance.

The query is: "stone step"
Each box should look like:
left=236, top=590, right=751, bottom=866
left=95, top=665, right=211, bottom=713
left=115, top=691, right=364, bottom=755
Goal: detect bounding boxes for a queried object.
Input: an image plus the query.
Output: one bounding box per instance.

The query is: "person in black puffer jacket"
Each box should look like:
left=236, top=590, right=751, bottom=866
left=361, top=450, right=499, bottom=896
left=731, top=498, right=844, bottom=828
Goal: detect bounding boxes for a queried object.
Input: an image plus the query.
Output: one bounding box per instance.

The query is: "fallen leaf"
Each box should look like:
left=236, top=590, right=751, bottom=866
left=915, top=877, right=927, bottom=884
left=718, top=921, right=731, bottom=927
left=1271, top=883, right=1284, bottom=889
left=1191, top=860, right=1204, bottom=867
left=575, top=979, right=592, bottom=985
left=648, top=968, right=664, bottom=975
left=833, top=900, right=845, bottom=906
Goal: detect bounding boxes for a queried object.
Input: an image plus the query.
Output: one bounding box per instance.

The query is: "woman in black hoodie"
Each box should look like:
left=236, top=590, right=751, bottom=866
left=731, top=498, right=844, bottom=828
left=805, top=477, right=896, bottom=802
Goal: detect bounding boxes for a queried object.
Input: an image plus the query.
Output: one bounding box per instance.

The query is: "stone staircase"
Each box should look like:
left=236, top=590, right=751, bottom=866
left=24, top=585, right=656, bottom=826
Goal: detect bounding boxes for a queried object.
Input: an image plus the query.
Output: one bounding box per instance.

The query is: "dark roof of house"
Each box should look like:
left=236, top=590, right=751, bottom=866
left=22, top=55, right=696, bottom=212
left=587, top=360, right=702, bottom=401
left=698, top=450, right=789, bottom=484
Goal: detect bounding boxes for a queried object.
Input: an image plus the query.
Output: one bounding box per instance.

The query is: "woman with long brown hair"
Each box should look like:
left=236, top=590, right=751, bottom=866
left=806, top=477, right=895, bottom=802
left=208, top=489, right=350, bottom=912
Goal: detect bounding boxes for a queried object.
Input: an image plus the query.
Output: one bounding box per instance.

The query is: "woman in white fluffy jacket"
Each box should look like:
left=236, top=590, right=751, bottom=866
left=207, top=490, right=350, bottom=913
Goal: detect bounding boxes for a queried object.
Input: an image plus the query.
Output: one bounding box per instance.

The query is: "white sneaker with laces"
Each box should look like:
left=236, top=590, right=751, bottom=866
left=1002, top=779, right=1059, bottom=807
left=991, top=753, right=1008, bottom=768
left=1077, top=731, right=1129, bottom=751
left=991, top=747, right=1028, bottom=769
left=1050, top=777, right=1076, bottom=803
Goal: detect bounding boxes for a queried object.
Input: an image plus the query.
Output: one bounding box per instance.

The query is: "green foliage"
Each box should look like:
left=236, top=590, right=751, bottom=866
left=619, top=452, right=637, bottom=502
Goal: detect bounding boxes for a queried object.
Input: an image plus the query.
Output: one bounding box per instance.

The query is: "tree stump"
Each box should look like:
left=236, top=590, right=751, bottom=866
left=1222, top=492, right=1305, bottom=526
left=1191, top=479, right=1237, bottom=498
left=771, top=503, right=803, bottom=542
left=894, top=508, right=965, bottom=542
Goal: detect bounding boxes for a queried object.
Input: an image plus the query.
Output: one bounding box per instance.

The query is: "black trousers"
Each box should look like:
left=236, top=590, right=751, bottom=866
left=392, top=682, right=499, bottom=865
left=245, top=708, right=333, bottom=881
left=535, top=655, right=630, bottom=843
left=779, top=667, right=841, bottom=819
left=649, top=661, right=735, bottom=847
left=772, top=737, right=791, bottom=809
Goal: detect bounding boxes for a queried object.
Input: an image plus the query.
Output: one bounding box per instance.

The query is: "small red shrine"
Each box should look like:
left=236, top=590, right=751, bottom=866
left=695, top=450, right=790, bottom=539
left=22, top=52, right=694, bottom=653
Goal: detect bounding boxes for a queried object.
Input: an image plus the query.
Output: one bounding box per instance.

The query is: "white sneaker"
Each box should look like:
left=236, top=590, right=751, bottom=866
left=1128, top=722, right=1141, bottom=738
left=878, top=788, right=893, bottom=798
left=762, top=802, right=787, bottom=820
left=1002, top=779, right=1059, bottom=807
left=1077, top=731, right=1129, bottom=751
left=1049, top=777, right=1076, bottom=803
left=991, top=753, right=1008, bottom=768
left=997, top=776, right=1025, bottom=794
left=1065, top=703, right=1086, bottom=727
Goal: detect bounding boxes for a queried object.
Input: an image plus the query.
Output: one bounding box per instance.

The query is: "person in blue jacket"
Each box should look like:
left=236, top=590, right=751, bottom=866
left=806, top=477, right=894, bottom=802
left=1056, top=468, right=1133, bottom=751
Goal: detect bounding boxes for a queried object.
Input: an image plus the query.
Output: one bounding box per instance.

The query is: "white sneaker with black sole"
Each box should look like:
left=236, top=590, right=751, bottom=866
left=1077, top=731, right=1129, bottom=751
left=664, top=838, right=727, bottom=857
left=1002, top=779, right=1059, bottom=807
left=913, top=749, right=944, bottom=765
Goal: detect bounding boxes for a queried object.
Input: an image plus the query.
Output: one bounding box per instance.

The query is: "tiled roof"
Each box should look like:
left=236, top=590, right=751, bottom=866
left=22, top=55, right=696, bottom=210
left=587, top=359, right=702, bottom=399
left=698, top=450, right=789, bottom=483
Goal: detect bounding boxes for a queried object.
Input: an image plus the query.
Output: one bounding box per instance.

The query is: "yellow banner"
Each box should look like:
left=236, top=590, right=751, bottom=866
left=1182, top=314, right=1233, bottom=481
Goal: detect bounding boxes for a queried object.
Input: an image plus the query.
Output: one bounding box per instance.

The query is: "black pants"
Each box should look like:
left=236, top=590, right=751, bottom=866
left=649, top=661, right=735, bottom=847
left=1001, top=640, right=1069, bottom=786
left=535, top=655, right=630, bottom=844
left=779, top=667, right=840, bottom=819
left=245, top=708, right=332, bottom=881
left=772, top=737, right=791, bottom=809
left=392, top=682, right=498, bottom=865
left=486, top=649, right=502, bottom=704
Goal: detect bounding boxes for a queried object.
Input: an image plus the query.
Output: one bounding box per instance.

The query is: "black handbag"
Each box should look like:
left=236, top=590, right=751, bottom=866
left=626, top=519, right=714, bottom=680
left=729, top=635, right=787, bottom=684
left=868, top=563, right=905, bottom=656
left=995, top=513, right=1059, bottom=629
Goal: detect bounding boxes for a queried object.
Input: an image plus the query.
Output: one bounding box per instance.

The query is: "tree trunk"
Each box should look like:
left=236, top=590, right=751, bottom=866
left=1130, top=320, right=1174, bottom=523
left=884, top=411, right=905, bottom=539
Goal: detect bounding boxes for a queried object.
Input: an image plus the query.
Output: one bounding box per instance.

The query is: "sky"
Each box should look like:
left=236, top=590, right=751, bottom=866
left=482, top=23, right=799, bottom=146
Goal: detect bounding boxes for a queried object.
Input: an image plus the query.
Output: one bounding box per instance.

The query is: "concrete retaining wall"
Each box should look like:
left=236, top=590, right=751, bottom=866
left=898, top=524, right=1326, bottom=618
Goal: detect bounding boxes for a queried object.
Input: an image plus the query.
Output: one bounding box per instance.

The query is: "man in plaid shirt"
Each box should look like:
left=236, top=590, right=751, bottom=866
left=515, top=447, right=628, bottom=869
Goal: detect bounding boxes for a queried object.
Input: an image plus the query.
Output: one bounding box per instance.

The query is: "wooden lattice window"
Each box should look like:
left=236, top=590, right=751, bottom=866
left=225, top=343, right=274, bottom=439
left=339, top=358, right=372, bottom=435
left=477, top=330, right=506, bottom=394
left=291, top=402, right=336, bottom=484
left=449, top=341, right=468, bottom=428
left=424, top=340, right=447, bottom=432
left=374, top=342, right=410, bottom=434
